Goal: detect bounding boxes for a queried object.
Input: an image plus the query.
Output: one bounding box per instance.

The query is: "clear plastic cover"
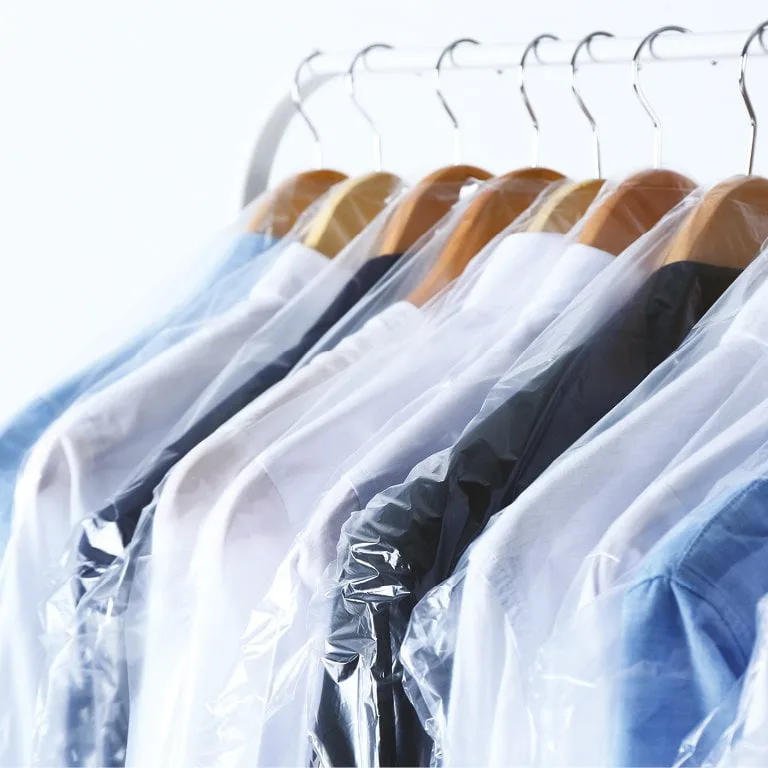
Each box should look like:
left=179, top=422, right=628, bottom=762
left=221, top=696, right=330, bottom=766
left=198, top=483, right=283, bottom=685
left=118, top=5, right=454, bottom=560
left=324, top=185, right=727, bottom=768
left=117, top=178, right=500, bottom=768
left=398, top=198, right=768, bottom=765
left=0, top=179, right=410, bottom=767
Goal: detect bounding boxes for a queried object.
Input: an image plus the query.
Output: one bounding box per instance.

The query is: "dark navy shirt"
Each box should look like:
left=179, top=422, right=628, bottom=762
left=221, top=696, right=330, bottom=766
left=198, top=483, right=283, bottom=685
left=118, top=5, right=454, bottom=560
left=312, top=260, right=741, bottom=767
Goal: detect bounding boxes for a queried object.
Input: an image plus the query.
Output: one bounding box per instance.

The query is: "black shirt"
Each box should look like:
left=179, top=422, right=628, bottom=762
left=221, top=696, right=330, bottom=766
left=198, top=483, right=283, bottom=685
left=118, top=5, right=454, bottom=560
left=311, top=260, right=741, bottom=767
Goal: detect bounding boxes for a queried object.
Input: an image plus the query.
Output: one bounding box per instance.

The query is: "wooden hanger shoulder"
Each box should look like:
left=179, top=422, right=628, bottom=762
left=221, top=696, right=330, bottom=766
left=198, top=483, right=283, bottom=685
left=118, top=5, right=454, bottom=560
left=578, top=169, right=696, bottom=256
left=246, top=169, right=348, bottom=236
left=302, top=171, right=403, bottom=258
left=665, top=175, right=768, bottom=268
left=526, top=179, right=605, bottom=234
left=408, top=166, right=564, bottom=306
left=377, top=165, right=492, bottom=255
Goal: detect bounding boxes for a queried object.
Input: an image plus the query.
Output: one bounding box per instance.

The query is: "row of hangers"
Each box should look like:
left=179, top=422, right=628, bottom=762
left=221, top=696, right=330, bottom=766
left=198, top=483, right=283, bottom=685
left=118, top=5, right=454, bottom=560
left=247, top=22, right=768, bottom=308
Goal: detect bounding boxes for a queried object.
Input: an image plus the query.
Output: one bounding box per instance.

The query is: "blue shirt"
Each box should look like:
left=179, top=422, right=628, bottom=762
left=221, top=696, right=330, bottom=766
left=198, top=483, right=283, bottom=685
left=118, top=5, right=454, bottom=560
left=617, top=475, right=768, bottom=766
left=0, top=232, right=276, bottom=559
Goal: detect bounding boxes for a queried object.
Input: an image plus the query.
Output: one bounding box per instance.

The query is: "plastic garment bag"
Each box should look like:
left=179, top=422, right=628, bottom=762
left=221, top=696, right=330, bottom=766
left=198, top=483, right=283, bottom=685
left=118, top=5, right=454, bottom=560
left=675, top=594, right=768, bottom=768
left=286, top=186, right=728, bottom=764
left=317, top=183, right=753, bottom=768
left=206, top=181, right=618, bottom=768
left=195, top=176, right=605, bottom=768
left=400, top=202, right=768, bottom=766
left=0, top=180, right=407, bottom=768
left=115, top=177, right=500, bottom=768
left=534, top=440, right=768, bottom=768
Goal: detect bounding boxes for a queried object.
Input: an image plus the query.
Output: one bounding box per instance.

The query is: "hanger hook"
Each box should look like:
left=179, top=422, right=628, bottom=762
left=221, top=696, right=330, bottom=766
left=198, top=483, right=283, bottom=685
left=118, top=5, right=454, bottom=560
left=740, top=21, right=768, bottom=175
left=571, top=31, right=614, bottom=178
left=434, top=38, right=480, bottom=164
left=291, top=50, right=324, bottom=169
left=519, top=34, right=560, bottom=167
left=632, top=25, right=690, bottom=169
left=347, top=43, right=394, bottom=171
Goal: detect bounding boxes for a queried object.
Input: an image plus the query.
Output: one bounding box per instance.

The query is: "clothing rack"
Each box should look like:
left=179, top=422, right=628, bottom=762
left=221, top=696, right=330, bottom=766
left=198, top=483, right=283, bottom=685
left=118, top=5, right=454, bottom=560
left=242, top=30, right=768, bottom=204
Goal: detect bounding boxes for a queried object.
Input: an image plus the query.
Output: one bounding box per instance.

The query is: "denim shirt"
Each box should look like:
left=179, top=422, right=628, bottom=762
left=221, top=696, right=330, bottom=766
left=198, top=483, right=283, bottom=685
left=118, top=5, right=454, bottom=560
left=617, top=475, right=768, bottom=766
left=0, top=233, right=275, bottom=558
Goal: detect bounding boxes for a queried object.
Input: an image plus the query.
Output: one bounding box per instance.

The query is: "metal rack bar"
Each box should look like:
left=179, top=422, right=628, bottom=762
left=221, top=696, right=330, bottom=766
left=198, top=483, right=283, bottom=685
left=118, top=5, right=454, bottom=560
left=242, top=30, right=768, bottom=204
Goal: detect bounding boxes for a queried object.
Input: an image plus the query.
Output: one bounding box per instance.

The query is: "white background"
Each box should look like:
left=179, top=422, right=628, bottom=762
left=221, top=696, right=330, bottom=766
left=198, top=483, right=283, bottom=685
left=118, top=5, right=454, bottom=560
left=0, top=0, right=767, bottom=423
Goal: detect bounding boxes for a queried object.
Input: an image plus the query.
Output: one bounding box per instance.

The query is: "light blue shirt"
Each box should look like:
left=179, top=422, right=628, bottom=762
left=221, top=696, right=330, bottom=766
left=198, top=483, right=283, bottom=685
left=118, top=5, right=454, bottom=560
left=0, top=232, right=276, bottom=559
left=617, top=475, right=768, bottom=766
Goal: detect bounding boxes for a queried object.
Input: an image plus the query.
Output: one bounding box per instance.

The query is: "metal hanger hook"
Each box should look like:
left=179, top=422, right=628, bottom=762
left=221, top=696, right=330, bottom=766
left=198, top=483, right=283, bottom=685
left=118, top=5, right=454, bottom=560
left=571, top=31, right=614, bottom=178
left=740, top=21, right=768, bottom=175
left=632, top=25, right=690, bottom=169
left=434, top=38, right=480, bottom=164
left=291, top=50, right=324, bottom=169
left=520, top=34, right=559, bottom=167
left=347, top=43, right=394, bottom=171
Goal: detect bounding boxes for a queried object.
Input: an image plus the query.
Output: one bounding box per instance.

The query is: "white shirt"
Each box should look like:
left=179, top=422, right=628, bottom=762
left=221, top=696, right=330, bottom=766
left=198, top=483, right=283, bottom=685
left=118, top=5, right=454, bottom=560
left=208, top=239, right=615, bottom=768
left=0, top=241, right=335, bottom=767
left=125, top=301, right=419, bottom=768
left=402, top=264, right=768, bottom=767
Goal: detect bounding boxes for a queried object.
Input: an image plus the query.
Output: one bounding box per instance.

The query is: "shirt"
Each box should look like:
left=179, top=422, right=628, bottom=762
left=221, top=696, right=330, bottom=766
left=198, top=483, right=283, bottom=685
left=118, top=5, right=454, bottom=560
left=0, top=239, right=336, bottom=768
left=314, top=260, right=740, bottom=768
left=241, top=241, right=613, bottom=767
left=40, top=254, right=402, bottom=768
left=126, top=300, right=419, bottom=768
left=152, top=232, right=570, bottom=767
left=0, top=233, right=275, bottom=561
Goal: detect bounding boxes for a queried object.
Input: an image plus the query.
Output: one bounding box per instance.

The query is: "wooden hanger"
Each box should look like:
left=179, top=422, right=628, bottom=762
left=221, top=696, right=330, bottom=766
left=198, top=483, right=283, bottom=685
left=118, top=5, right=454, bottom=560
left=247, top=170, right=347, bottom=236
left=665, top=24, right=768, bottom=268
left=407, top=167, right=564, bottom=306
left=249, top=52, right=350, bottom=238
left=301, top=171, right=403, bottom=258
left=375, top=41, right=495, bottom=254
left=377, top=165, right=493, bottom=255
left=526, top=179, right=605, bottom=234
left=577, top=169, right=696, bottom=256
left=664, top=175, right=768, bottom=268
left=576, top=28, right=698, bottom=256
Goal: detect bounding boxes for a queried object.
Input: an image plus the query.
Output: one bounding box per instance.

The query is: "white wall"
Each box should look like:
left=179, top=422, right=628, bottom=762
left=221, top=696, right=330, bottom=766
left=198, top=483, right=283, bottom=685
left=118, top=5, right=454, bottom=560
left=0, top=0, right=767, bottom=422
